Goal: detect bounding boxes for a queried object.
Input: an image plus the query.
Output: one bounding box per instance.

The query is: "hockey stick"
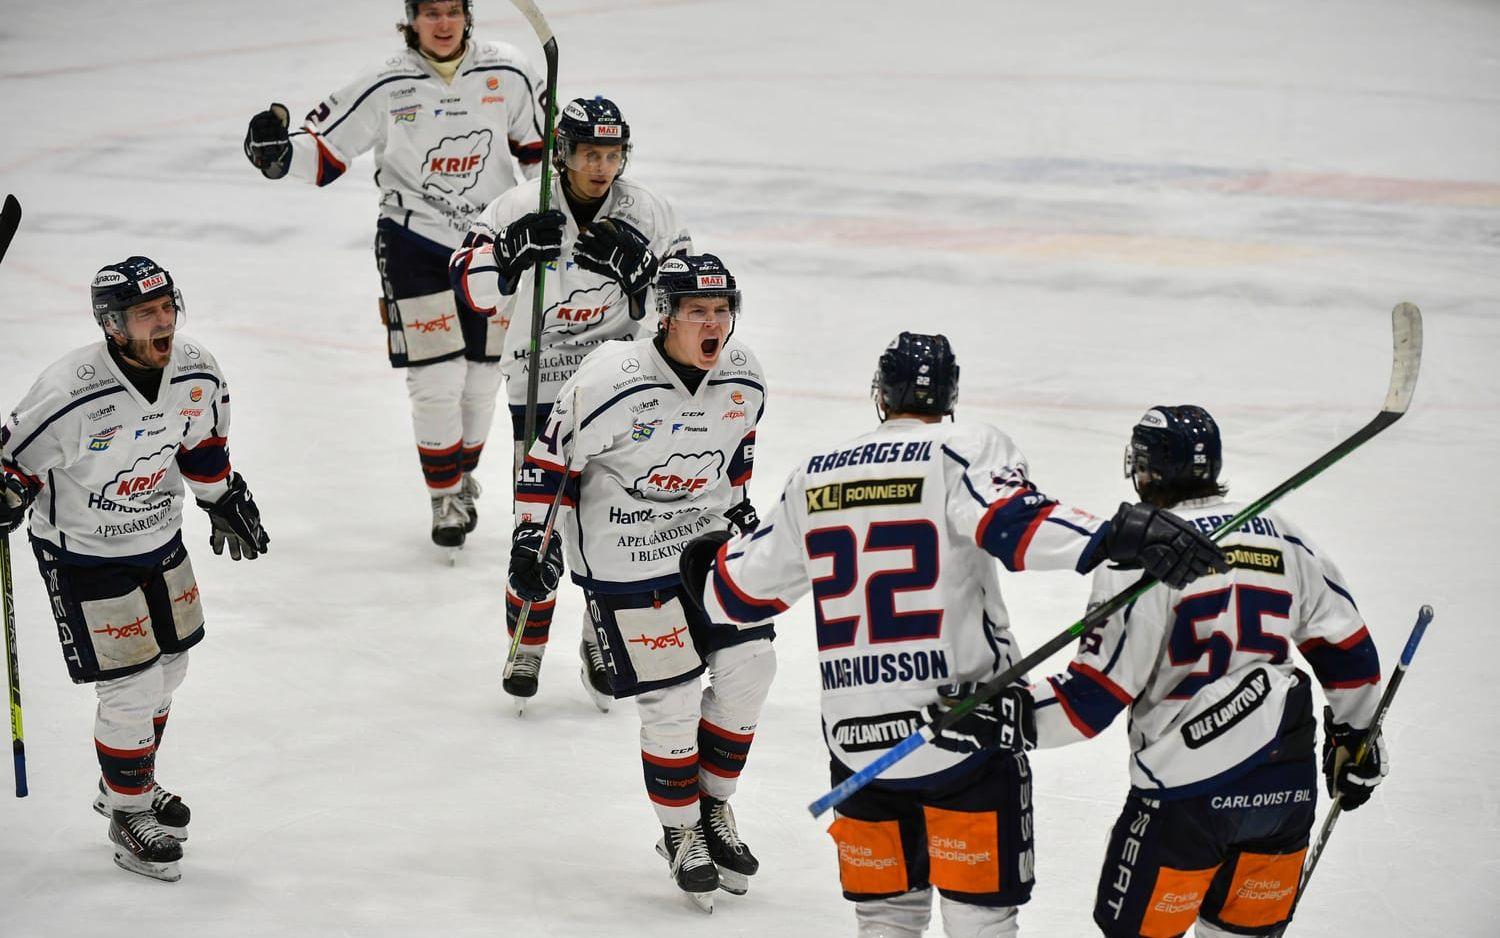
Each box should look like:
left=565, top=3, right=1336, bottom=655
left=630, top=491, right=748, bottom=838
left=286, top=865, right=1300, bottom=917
left=502, top=387, right=578, bottom=684
left=1, top=193, right=28, bottom=797
left=508, top=0, right=560, bottom=453
left=1274, top=604, right=1434, bottom=935
left=809, top=302, right=1424, bottom=818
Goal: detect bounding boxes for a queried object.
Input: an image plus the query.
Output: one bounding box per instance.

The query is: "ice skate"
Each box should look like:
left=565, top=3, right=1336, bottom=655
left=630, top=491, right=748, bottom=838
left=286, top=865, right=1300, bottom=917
left=109, top=808, right=183, bottom=882
left=655, top=821, right=718, bottom=913
left=94, top=778, right=191, bottom=842
left=430, top=492, right=470, bottom=562
left=458, top=473, right=481, bottom=534
left=578, top=636, right=612, bottom=713
left=700, top=795, right=758, bottom=895
left=504, top=645, right=544, bottom=714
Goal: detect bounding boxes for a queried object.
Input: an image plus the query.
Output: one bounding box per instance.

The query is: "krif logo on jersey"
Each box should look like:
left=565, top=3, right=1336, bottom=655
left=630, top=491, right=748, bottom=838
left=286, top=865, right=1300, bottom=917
left=631, top=451, right=724, bottom=502
left=545, top=283, right=617, bottom=337
left=136, top=273, right=167, bottom=293
left=423, top=129, right=493, bottom=196
left=88, top=425, right=121, bottom=451
left=104, top=446, right=175, bottom=502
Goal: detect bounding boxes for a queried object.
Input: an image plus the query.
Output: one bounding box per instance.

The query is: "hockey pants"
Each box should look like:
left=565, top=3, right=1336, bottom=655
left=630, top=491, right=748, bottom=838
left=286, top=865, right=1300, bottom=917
left=95, top=651, right=188, bottom=811
left=407, top=357, right=503, bottom=494
left=637, top=637, right=776, bottom=828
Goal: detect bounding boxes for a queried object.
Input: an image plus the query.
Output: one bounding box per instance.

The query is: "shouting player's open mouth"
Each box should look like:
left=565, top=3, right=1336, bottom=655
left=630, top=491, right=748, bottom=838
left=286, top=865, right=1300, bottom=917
left=701, top=337, right=720, bottom=357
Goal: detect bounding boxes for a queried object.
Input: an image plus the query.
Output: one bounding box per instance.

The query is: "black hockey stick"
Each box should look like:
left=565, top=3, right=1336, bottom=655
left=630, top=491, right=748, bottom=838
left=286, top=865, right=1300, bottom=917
left=509, top=0, right=560, bottom=453
left=1, top=193, right=28, bottom=797
left=1274, top=604, right=1434, bottom=935
left=810, top=303, right=1424, bottom=817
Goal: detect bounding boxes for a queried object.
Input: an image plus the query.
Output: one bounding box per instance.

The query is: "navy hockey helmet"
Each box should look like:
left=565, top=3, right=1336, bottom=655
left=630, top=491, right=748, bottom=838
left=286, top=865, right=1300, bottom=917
left=554, top=96, right=631, bottom=174
left=1124, top=405, right=1222, bottom=492
left=90, top=256, right=183, bottom=338
left=654, top=254, right=740, bottom=320
left=873, top=332, right=959, bottom=418
left=402, top=0, right=474, bottom=45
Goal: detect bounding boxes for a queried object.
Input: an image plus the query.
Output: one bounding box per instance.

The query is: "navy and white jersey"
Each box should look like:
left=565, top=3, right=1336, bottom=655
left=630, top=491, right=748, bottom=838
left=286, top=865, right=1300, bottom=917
left=286, top=41, right=544, bottom=249
left=1, top=337, right=233, bottom=565
left=515, top=336, right=762, bottom=593
left=1030, top=497, right=1382, bottom=798
left=698, top=418, right=1109, bottom=783
left=449, top=174, right=691, bottom=408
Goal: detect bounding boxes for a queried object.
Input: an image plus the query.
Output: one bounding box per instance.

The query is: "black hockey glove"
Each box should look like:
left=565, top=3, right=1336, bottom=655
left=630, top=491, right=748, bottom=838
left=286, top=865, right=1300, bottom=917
left=678, top=530, right=734, bottom=613
left=509, top=522, right=564, bottom=602
left=243, top=103, right=292, bottom=180
left=494, top=210, right=565, bottom=284
left=1322, top=707, right=1388, bottom=811
left=573, top=218, right=658, bottom=308
left=921, top=683, right=1036, bottom=755
left=0, top=465, right=39, bottom=536
left=198, top=473, right=269, bottom=561
left=1091, top=502, right=1228, bottom=589
left=725, top=499, right=760, bottom=535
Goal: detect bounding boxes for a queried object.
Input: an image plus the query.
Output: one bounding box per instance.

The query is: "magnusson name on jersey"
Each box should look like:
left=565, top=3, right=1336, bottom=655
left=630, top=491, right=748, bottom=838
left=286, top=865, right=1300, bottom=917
left=820, top=649, right=950, bottom=691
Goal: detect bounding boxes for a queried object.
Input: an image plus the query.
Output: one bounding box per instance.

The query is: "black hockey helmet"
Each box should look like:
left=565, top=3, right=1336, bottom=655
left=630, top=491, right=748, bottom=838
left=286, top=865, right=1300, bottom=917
left=90, top=256, right=183, bottom=338
left=655, top=254, right=740, bottom=320
left=402, top=0, right=474, bottom=46
left=873, top=332, right=959, bottom=419
left=554, top=96, right=631, bottom=174
left=1124, top=405, right=1223, bottom=496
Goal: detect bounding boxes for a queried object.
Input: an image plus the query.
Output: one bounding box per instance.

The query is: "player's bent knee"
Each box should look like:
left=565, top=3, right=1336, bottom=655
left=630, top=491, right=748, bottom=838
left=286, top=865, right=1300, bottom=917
left=636, top=681, right=702, bottom=741
left=405, top=356, right=466, bottom=406
left=939, top=896, right=1018, bottom=938
left=706, top=638, right=776, bottom=709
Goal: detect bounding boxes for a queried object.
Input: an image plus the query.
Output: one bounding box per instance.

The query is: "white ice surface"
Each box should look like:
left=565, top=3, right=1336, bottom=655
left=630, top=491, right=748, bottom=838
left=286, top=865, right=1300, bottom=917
left=1, top=1, right=1497, bottom=935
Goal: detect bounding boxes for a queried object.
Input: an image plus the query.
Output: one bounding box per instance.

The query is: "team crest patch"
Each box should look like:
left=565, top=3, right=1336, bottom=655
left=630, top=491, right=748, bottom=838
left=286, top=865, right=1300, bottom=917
left=730, top=391, right=745, bottom=405
left=189, top=386, right=203, bottom=402
left=807, top=478, right=924, bottom=513
left=630, top=418, right=661, bottom=442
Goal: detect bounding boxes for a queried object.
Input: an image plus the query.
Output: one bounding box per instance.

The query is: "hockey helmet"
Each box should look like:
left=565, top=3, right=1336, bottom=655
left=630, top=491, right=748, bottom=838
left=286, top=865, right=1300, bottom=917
left=1124, top=405, right=1222, bottom=491
left=873, top=332, right=959, bottom=418
left=654, top=254, right=740, bottom=321
left=90, top=256, right=183, bottom=339
left=554, top=96, right=631, bottom=175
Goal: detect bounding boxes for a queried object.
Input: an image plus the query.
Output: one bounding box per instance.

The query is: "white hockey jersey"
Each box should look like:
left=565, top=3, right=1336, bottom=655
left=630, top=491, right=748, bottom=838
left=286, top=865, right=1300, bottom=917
left=450, top=175, right=691, bottom=408
left=699, top=418, right=1109, bottom=783
left=287, top=40, right=544, bottom=249
left=516, top=336, right=761, bottom=593
left=1031, top=497, right=1382, bottom=798
left=1, top=338, right=233, bottom=565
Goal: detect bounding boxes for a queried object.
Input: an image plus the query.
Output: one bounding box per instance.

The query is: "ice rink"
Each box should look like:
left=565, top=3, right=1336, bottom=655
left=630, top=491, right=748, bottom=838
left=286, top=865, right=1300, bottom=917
left=2, top=1, right=1497, bottom=935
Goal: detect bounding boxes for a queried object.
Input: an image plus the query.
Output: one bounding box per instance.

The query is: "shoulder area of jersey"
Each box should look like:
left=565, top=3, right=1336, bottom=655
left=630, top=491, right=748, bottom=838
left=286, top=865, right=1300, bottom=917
left=469, top=38, right=530, bottom=66
left=573, top=333, right=661, bottom=386
left=32, top=342, right=120, bottom=397
left=714, top=338, right=764, bottom=382
left=937, top=419, right=1025, bottom=461
left=376, top=50, right=431, bottom=80
left=607, top=176, right=672, bottom=217
left=168, top=334, right=221, bottom=374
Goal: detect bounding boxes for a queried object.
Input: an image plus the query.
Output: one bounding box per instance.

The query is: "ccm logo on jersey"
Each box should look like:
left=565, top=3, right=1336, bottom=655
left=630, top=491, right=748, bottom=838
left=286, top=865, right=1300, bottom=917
left=830, top=711, right=923, bottom=753
left=631, top=451, right=724, bottom=501
left=807, top=478, right=924, bottom=513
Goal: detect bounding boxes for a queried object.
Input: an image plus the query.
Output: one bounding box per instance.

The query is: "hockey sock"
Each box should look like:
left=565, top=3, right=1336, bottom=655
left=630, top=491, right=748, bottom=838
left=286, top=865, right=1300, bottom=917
left=506, top=590, right=553, bottom=646
left=152, top=709, right=169, bottom=749
left=697, top=719, right=754, bottom=801
left=418, top=441, right=463, bottom=493
left=96, top=739, right=155, bottom=810
left=642, top=748, right=700, bottom=828
left=460, top=443, right=484, bottom=473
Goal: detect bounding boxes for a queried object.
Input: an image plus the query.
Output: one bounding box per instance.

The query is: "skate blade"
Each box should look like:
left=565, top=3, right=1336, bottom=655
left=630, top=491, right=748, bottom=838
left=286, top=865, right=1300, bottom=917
left=113, top=851, right=181, bottom=882
left=687, top=890, right=714, bottom=914
left=446, top=546, right=462, bottom=566
left=716, top=867, right=749, bottom=895
left=579, top=668, right=611, bottom=713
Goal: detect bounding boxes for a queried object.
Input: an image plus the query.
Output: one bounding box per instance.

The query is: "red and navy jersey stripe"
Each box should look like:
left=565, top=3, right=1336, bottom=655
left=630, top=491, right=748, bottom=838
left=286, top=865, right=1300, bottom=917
left=450, top=228, right=501, bottom=311
left=1044, top=662, right=1133, bottom=738
left=710, top=535, right=787, bottom=624
left=1299, top=626, right=1380, bottom=689
left=728, top=430, right=755, bottom=487
left=515, top=452, right=579, bottom=508
left=175, top=436, right=230, bottom=484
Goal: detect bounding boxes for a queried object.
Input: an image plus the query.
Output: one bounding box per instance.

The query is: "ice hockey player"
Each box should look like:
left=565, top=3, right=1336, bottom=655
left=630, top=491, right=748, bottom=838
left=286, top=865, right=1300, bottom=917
left=508, top=255, right=770, bottom=911
left=242, top=0, right=544, bottom=550
left=978, top=405, right=1388, bottom=938
left=0, top=257, right=270, bottom=882
left=677, top=333, right=1227, bottom=936
left=450, top=95, right=691, bottom=700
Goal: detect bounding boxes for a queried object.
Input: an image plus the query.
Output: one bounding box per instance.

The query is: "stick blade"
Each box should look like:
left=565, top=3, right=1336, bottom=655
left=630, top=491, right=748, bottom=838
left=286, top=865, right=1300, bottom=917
left=0, top=194, right=20, bottom=266
left=1384, top=302, right=1422, bottom=415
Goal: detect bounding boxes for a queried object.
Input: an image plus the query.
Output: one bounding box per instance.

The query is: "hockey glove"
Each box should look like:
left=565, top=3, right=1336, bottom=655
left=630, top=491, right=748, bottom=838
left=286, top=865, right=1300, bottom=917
left=1322, top=707, right=1389, bottom=811
left=725, top=499, right=760, bottom=535
left=921, top=683, right=1036, bottom=755
left=509, top=522, right=564, bottom=602
left=494, top=210, right=565, bottom=285
left=243, top=103, right=292, bottom=180
left=678, top=530, right=733, bottom=613
left=573, top=218, right=658, bottom=308
left=1092, top=502, right=1228, bottom=589
left=0, top=465, right=39, bottom=535
left=198, top=473, right=269, bottom=561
